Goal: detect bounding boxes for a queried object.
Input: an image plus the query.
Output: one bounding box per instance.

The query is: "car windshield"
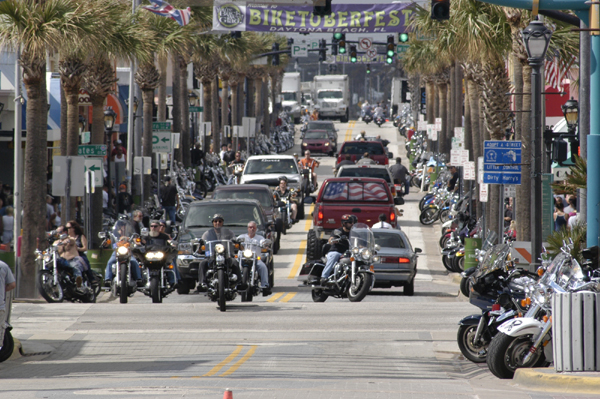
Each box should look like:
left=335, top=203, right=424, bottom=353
left=341, top=143, right=385, bottom=155
left=349, top=223, right=374, bottom=250
left=304, top=131, right=329, bottom=139
left=337, top=167, right=391, bottom=184
left=318, top=90, right=343, bottom=99
left=245, top=158, right=299, bottom=175
left=321, top=181, right=390, bottom=202
left=185, top=204, right=263, bottom=228
left=282, top=92, right=296, bottom=101
left=212, top=189, right=272, bottom=209
left=307, top=122, right=335, bottom=132
left=373, top=232, right=406, bottom=248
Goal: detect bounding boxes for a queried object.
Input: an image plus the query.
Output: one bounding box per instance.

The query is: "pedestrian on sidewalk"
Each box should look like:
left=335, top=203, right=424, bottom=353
left=0, top=260, right=16, bottom=346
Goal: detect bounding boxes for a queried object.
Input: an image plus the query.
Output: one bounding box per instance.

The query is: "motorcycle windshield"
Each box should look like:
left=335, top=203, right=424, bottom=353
left=349, top=223, right=375, bottom=251
left=206, top=240, right=236, bottom=257
left=111, top=219, right=134, bottom=243
left=474, top=244, right=510, bottom=278
left=540, top=253, right=584, bottom=290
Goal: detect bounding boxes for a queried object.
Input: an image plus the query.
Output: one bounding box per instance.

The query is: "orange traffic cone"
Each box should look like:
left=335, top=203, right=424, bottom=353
left=223, top=388, right=233, bottom=399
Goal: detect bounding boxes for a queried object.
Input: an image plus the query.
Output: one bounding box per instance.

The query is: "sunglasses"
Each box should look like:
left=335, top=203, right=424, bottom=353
left=213, top=220, right=223, bottom=224
left=150, top=225, right=160, bottom=228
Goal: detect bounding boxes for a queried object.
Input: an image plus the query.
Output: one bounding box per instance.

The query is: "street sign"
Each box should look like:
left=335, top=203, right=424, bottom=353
left=78, top=144, right=107, bottom=157
left=366, top=48, right=378, bottom=59
left=152, top=132, right=172, bottom=152
left=480, top=183, right=489, bottom=202
left=478, top=156, right=484, bottom=184
left=52, top=156, right=86, bottom=197
left=454, top=127, right=464, bottom=140
left=84, top=158, right=103, bottom=187
left=292, top=43, right=308, bottom=57
left=134, top=156, right=152, bottom=175
left=552, top=166, right=570, bottom=181
left=201, top=122, right=212, bottom=137
left=435, top=117, right=442, bottom=132
left=171, top=132, right=180, bottom=150
left=464, top=161, right=476, bottom=180
left=450, top=149, right=469, bottom=166
left=504, top=185, right=516, bottom=197
left=153, top=121, right=171, bottom=131
left=81, top=131, right=91, bottom=144
left=189, top=106, right=203, bottom=112
left=483, top=140, right=522, bottom=185
left=417, top=121, right=427, bottom=131
left=396, top=44, right=409, bottom=56
left=358, top=37, right=373, bottom=50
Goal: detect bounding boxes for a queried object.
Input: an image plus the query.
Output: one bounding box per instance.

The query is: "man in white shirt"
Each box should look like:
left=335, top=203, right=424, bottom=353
left=237, top=221, right=271, bottom=296
left=372, top=214, right=392, bottom=229
left=0, top=261, right=16, bottom=346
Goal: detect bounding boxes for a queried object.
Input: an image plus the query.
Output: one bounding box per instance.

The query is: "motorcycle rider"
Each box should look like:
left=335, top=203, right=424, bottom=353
left=237, top=221, right=272, bottom=296
left=298, top=150, right=320, bottom=191
left=198, top=214, right=245, bottom=291
left=361, top=101, right=371, bottom=119
left=356, top=152, right=376, bottom=165
left=273, top=177, right=298, bottom=221
left=389, top=157, right=409, bottom=195
left=355, top=130, right=367, bottom=141
left=320, top=214, right=357, bottom=286
left=56, top=234, right=89, bottom=288
left=104, top=219, right=143, bottom=287
left=374, top=103, right=385, bottom=119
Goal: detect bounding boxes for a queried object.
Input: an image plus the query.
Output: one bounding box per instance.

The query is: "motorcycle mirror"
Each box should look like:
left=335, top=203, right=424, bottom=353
left=98, top=232, right=106, bottom=239
left=190, top=238, right=200, bottom=245
left=374, top=244, right=381, bottom=252
left=261, top=239, right=272, bottom=247
left=238, top=237, right=245, bottom=243
left=59, top=233, right=68, bottom=240
left=141, top=228, right=149, bottom=237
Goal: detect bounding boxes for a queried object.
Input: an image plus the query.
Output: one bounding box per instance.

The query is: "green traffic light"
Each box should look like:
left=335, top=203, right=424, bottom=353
left=387, top=49, right=394, bottom=57
left=334, top=33, right=343, bottom=40
left=386, top=57, right=394, bottom=64
left=366, top=69, right=371, bottom=74
left=399, top=33, right=409, bottom=42
left=351, top=56, right=357, bottom=63
left=339, top=47, right=346, bottom=54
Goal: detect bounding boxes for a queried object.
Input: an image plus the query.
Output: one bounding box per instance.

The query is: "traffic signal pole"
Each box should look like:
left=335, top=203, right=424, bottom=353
left=477, top=0, right=599, bottom=247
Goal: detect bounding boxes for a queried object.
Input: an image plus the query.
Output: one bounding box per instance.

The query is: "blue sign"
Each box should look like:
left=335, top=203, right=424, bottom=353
left=483, top=140, right=522, bottom=185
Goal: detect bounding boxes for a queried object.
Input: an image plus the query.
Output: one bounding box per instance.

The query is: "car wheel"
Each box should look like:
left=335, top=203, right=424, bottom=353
left=403, top=279, right=414, bottom=296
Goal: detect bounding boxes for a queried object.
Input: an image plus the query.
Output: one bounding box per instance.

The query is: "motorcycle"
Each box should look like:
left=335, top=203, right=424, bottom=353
left=302, top=223, right=378, bottom=302
left=132, top=229, right=178, bottom=303
left=198, top=238, right=243, bottom=312
left=486, top=242, right=599, bottom=379
left=374, top=115, right=385, bottom=127
left=238, top=237, right=272, bottom=302
left=276, top=189, right=297, bottom=233
left=36, top=234, right=99, bottom=303
left=363, top=114, right=373, bottom=124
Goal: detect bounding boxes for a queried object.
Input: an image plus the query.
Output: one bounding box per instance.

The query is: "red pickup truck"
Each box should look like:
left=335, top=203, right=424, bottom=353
left=306, top=177, right=400, bottom=260
left=336, top=141, right=392, bottom=167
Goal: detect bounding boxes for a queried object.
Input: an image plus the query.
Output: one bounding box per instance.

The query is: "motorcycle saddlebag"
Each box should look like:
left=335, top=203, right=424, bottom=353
left=298, top=259, right=325, bottom=283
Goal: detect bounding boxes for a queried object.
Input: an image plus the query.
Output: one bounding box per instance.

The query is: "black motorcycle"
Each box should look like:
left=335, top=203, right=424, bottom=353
left=238, top=237, right=272, bottom=302
left=132, top=231, right=178, bottom=303
left=374, top=115, right=385, bottom=127
left=363, top=114, right=373, bottom=124
left=299, top=223, right=377, bottom=302
left=198, top=238, right=243, bottom=312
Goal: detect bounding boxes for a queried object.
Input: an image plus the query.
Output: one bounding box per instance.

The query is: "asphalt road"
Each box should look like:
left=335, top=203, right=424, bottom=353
left=2, top=120, right=596, bottom=399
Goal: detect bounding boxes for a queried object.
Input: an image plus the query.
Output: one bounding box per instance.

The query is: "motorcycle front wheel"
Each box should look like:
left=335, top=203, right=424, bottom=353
left=486, top=332, right=545, bottom=379
left=460, top=276, right=471, bottom=297
left=457, top=324, right=488, bottom=363
left=241, top=268, right=252, bottom=302
left=439, top=209, right=451, bottom=223
left=217, top=269, right=226, bottom=312
left=119, top=263, right=128, bottom=304
left=348, top=272, right=372, bottom=302
left=419, top=208, right=438, bottom=225
left=37, top=270, right=64, bottom=303
left=150, top=276, right=162, bottom=303
left=0, top=330, right=14, bottom=363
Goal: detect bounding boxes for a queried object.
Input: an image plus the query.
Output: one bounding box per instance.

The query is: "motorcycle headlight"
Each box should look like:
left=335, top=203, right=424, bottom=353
left=352, top=247, right=360, bottom=254
left=146, top=251, right=165, bottom=260
left=243, top=249, right=253, bottom=259
left=360, top=248, right=372, bottom=260
left=373, top=256, right=380, bottom=263
left=117, top=246, right=129, bottom=256
left=215, top=244, right=225, bottom=254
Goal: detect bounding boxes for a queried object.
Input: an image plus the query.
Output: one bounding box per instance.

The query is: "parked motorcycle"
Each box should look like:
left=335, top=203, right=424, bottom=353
left=302, top=223, right=378, bottom=302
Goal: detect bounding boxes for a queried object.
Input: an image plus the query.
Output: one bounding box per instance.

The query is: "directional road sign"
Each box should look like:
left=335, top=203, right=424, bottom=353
left=152, top=132, right=172, bottom=152
left=396, top=44, right=409, bottom=57
left=483, top=140, right=522, bottom=185
left=292, top=43, right=308, bottom=57
left=78, top=145, right=107, bottom=157
left=153, top=121, right=171, bottom=131
left=84, top=158, right=103, bottom=187
left=189, top=106, right=203, bottom=112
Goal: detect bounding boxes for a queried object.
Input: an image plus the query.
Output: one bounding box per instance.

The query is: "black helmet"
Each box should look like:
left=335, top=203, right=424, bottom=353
left=278, top=176, right=288, bottom=183
left=212, top=213, right=224, bottom=222
left=341, top=214, right=357, bottom=224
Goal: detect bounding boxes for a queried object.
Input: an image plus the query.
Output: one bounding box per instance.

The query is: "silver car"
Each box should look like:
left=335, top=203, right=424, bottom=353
left=371, top=228, right=422, bottom=296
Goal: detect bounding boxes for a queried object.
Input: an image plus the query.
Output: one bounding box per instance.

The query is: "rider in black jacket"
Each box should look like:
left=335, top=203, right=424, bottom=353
left=320, top=214, right=357, bottom=285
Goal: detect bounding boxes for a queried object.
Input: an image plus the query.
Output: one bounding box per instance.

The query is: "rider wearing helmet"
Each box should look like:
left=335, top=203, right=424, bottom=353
left=320, top=214, right=357, bottom=286
left=198, top=214, right=243, bottom=291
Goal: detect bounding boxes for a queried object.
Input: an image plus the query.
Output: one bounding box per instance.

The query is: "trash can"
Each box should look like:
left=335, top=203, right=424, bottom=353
left=85, top=249, right=113, bottom=278
left=464, top=238, right=482, bottom=270
left=0, top=252, right=15, bottom=273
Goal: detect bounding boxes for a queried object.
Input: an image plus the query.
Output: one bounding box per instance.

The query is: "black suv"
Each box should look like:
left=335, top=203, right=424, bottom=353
left=211, top=184, right=282, bottom=253
left=176, top=199, right=275, bottom=294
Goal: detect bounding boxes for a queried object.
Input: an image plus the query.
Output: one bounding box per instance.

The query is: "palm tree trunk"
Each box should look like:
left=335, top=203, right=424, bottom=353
left=467, top=78, right=482, bottom=219
left=262, top=76, right=269, bottom=137
left=455, top=65, right=463, bottom=128
left=464, top=81, right=473, bottom=158
left=201, top=79, right=211, bottom=152
left=517, top=65, right=532, bottom=241
left=157, top=55, right=168, bottom=122
left=512, top=57, right=523, bottom=141
left=231, top=81, right=239, bottom=129
left=142, top=89, right=153, bottom=201
left=90, top=95, right=105, bottom=249
left=178, top=55, right=191, bottom=167
left=211, top=75, right=220, bottom=152
left=172, top=54, right=182, bottom=163
left=60, top=84, right=68, bottom=156
left=255, top=77, right=263, bottom=130
left=247, top=77, right=255, bottom=118
left=221, top=78, right=229, bottom=144
left=449, top=65, right=455, bottom=135
left=439, top=83, right=448, bottom=154
left=21, top=54, right=47, bottom=298
left=64, top=87, right=80, bottom=222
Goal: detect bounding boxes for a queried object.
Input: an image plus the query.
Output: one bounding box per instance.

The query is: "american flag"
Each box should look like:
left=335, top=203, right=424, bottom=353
left=544, top=51, right=575, bottom=91
left=322, top=182, right=388, bottom=201
left=362, top=182, right=389, bottom=201
left=141, top=0, right=192, bottom=26
left=322, top=182, right=348, bottom=201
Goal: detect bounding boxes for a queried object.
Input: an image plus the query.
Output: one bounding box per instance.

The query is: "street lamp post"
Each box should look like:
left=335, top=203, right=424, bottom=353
left=188, top=91, right=199, bottom=144
left=562, top=97, right=579, bottom=135
left=522, top=18, right=552, bottom=268
left=104, top=108, right=116, bottom=208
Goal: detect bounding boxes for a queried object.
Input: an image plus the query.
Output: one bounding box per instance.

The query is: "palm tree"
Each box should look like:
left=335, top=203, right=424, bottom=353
left=0, top=0, right=112, bottom=297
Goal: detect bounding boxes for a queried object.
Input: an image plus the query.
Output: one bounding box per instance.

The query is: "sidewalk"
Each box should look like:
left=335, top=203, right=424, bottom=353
left=514, top=367, right=600, bottom=394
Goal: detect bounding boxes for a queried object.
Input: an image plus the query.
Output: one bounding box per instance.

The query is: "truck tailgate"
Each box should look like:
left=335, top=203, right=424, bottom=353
left=314, top=204, right=396, bottom=231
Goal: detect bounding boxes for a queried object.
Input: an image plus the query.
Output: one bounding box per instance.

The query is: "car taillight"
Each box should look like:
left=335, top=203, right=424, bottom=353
left=390, top=186, right=396, bottom=196
left=384, top=157, right=389, bottom=165
left=317, top=208, right=324, bottom=221
left=491, top=303, right=501, bottom=311
left=398, top=257, right=410, bottom=263
left=389, top=211, right=395, bottom=222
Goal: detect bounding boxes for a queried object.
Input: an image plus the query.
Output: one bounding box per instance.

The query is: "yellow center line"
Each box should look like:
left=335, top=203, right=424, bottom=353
left=199, top=345, right=243, bottom=377
left=280, top=292, right=297, bottom=302
left=267, top=292, right=285, bottom=302
left=305, top=203, right=315, bottom=231
left=220, top=346, right=258, bottom=377
left=287, top=240, right=307, bottom=279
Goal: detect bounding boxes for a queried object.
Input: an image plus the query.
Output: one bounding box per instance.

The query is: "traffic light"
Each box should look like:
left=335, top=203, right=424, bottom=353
left=338, top=33, right=346, bottom=54
left=401, top=80, right=410, bottom=103
left=272, top=42, right=279, bottom=66
left=287, top=38, right=294, bottom=47
left=331, top=42, right=338, bottom=56
left=333, top=32, right=343, bottom=41
left=431, top=0, right=450, bottom=20
left=366, top=64, right=371, bottom=74
left=399, top=33, right=409, bottom=43
left=313, top=0, right=332, bottom=17
left=318, top=39, right=327, bottom=62
left=349, top=45, right=357, bottom=63
left=230, top=31, right=242, bottom=39
left=386, top=35, right=395, bottom=64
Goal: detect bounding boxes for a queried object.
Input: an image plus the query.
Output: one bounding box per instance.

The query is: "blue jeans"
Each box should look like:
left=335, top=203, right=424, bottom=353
left=105, top=252, right=141, bottom=281
left=321, top=251, right=342, bottom=279
left=256, top=260, right=269, bottom=288
left=57, top=257, right=84, bottom=278
left=164, top=206, right=177, bottom=223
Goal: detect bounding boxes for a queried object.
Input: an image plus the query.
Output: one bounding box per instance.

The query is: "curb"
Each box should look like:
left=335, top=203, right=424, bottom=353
left=8, top=338, right=22, bottom=361
left=513, top=367, right=600, bottom=394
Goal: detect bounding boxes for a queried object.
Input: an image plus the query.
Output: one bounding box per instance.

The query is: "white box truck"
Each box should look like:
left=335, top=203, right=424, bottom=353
left=313, top=74, right=349, bottom=122
left=281, top=72, right=302, bottom=123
